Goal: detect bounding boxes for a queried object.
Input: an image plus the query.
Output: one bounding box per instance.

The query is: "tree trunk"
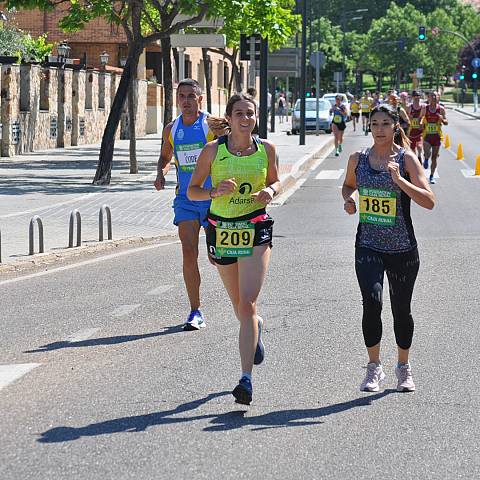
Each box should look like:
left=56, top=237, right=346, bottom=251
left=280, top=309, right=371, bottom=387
left=128, top=67, right=138, bottom=174
left=202, top=48, right=212, bottom=113
left=161, top=36, right=174, bottom=126
left=93, top=47, right=142, bottom=185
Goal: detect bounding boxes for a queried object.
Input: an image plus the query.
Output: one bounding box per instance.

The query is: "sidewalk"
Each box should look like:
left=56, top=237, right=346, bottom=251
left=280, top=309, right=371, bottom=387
left=0, top=121, right=333, bottom=269
left=444, top=102, right=480, bottom=119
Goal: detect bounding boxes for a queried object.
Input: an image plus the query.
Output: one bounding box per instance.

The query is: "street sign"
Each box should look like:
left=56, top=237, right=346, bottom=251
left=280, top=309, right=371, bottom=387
left=333, top=71, right=343, bottom=81
left=416, top=68, right=424, bottom=79
left=268, top=48, right=300, bottom=77
left=309, top=51, right=325, bottom=69
left=471, top=57, right=480, bottom=68
left=170, top=34, right=226, bottom=48
left=172, top=14, right=224, bottom=29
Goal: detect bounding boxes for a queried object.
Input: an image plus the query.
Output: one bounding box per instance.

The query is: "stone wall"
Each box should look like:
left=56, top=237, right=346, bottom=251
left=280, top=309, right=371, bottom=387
left=0, top=64, right=151, bottom=158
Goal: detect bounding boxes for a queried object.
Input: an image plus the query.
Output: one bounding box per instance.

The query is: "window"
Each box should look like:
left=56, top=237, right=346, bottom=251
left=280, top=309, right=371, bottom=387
left=85, top=72, right=93, bottom=110
left=98, top=73, right=105, bottom=109
left=39, top=68, right=50, bottom=111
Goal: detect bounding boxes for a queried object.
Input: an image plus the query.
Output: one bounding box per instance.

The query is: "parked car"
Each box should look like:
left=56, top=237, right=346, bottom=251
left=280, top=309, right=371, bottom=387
left=291, top=98, right=333, bottom=134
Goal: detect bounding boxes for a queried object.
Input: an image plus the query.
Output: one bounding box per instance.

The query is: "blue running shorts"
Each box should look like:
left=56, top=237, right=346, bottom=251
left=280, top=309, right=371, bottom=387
left=173, top=195, right=210, bottom=227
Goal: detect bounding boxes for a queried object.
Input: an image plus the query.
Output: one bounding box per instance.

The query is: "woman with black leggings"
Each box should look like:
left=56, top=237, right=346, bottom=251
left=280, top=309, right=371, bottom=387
left=342, top=104, right=435, bottom=392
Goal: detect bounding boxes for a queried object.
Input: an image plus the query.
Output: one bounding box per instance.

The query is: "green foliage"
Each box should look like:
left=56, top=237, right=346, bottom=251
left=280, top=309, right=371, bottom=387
left=22, top=33, right=54, bottom=62
left=0, top=27, right=25, bottom=59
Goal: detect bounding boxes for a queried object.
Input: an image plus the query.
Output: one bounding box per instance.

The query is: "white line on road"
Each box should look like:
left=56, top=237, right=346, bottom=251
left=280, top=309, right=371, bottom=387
left=110, top=304, right=141, bottom=317
left=147, top=285, right=174, bottom=296
left=0, top=240, right=180, bottom=287
left=315, top=169, right=344, bottom=180
left=0, top=363, right=41, bottom=391
left=67, top=328, right=101, bottom=343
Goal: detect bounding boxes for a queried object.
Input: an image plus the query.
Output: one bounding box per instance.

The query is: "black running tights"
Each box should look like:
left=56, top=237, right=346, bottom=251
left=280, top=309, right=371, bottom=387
left=355, top=247, right=420, bottom=350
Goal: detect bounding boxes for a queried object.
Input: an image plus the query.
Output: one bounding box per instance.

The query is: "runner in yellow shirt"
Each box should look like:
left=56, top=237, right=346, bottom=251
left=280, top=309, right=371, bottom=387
left=350, top=96, right=361, bottom=132
left=361, top=90, right=374, bottom=135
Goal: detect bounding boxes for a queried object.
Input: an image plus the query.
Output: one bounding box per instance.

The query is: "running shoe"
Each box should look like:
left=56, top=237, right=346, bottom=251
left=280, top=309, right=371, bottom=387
left=232, top=376, right=253, bottom=405
left=364, top=129, right=368, bottom=136
left=360, top=362, right=385, bottom=392
left=184, top=309, right=206, bottom=331
left=423, top=158, right=429, bottom=169
left=335, top=148, right=339, bottom=156
left=339, top=144, right=343, bottom=153
left=254, top=315, right=265, bottom=365
left=429, top=175, right=436, bottom=184
left=395, top=364, right=415, bottom=392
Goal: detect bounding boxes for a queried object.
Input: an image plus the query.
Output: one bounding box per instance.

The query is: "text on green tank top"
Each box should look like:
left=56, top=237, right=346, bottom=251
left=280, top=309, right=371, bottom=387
left=211, top=141, right=268, bottom=218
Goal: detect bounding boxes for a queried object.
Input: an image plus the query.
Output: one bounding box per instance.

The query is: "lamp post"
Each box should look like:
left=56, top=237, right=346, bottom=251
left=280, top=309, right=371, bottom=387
left=57, top=41, right=71, bottom=68
left=341, top=6, right=368, bottom=92
left=119, top=56, right=127, bottom=68
left=99, top=51, right=109, bottom=70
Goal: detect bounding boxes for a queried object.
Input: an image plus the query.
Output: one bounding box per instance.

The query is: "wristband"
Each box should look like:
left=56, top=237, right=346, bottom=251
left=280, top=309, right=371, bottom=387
left=268, top=185, right=277, bottom=196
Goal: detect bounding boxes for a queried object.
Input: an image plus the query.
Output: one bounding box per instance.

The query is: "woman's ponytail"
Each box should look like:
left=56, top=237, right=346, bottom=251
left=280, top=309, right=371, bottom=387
left=395, top=126, right=411, bottom=150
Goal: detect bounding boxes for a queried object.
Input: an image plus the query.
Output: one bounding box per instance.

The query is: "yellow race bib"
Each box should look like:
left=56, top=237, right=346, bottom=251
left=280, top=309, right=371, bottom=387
left=426, top=122, right=439, bottom=135
left=359, top=187, right=397, bottom=226
left=216, top=221, right=255, bottom=257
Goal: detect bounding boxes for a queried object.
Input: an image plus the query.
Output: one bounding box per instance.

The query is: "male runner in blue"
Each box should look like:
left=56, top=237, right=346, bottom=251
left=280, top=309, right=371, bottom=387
left=155, top=79, right=216, bottom=330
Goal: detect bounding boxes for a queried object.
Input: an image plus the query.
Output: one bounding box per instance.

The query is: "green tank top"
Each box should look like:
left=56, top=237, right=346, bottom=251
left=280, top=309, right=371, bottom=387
left=210, top=136, right=268, bottom=219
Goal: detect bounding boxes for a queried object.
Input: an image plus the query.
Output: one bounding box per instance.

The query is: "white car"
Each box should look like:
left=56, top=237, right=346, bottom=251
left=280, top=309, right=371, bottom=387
left=291, top=99, right=333, bottom=134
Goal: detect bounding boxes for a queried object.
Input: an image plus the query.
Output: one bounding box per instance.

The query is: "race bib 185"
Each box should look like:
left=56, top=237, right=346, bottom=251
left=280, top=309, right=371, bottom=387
left=359, top=187, right=397, bottom=226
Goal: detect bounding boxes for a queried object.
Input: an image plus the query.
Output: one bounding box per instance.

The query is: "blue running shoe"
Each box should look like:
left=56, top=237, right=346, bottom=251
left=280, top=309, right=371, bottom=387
left=254, top=315, right=265, bottom=365
left=423, top=158, right=429, bottom=169
left=232, top=376, right=253, bottom=405
left=429, top=175, right=436, bottom=185
left=184, top=310, right=206, bottom=331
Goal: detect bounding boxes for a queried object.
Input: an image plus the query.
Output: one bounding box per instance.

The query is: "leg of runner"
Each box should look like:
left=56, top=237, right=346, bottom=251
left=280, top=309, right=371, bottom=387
left=385, top=249, right=419, bottom=392
left=339, top=127, right=345, bottom=152
left=423, top=140, right=432, bottom=170
left=333, top=124, right=340, bottom=155
left=430, top=145, right=440, bottom=183
left=216, top=245, right=271, bottom=405
left=178, top=220, right=205, bottom=330
left=355, top=247, right=386, bottom=392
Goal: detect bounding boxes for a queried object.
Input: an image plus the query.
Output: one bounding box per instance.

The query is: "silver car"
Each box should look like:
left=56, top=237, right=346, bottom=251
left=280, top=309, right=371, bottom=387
left=291, top=98, right=333, bottom=134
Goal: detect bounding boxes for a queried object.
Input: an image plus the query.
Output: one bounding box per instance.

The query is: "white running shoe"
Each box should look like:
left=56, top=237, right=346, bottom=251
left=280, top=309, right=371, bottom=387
left=360, top=362, right=385, bottom=392
left=395, top=364, right=415, bottom=392
left=184, top=310, right=206, bottom=331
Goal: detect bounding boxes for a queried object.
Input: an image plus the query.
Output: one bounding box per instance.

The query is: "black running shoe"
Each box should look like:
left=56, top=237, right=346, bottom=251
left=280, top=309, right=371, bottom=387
left=232, top=376, right=253, bottom=405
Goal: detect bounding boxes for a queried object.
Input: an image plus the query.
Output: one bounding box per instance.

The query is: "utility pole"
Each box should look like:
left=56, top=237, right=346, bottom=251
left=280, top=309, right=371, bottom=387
left=300, top=0, right=307, bottom=145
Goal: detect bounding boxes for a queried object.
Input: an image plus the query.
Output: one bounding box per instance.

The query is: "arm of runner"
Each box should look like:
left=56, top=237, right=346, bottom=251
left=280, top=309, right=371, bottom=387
left=387, top=150, right=435, bottom=210
left=187, top=141, right=226, bottom=201
left=251, top=140, right=281, bottom=205
left=342, top=152, right=359, bottom=215
left=154, top=123, right=173, bottom=190
left=400, top=107, right=410, bottom=127
left=440, top=106, right=448, bottom=125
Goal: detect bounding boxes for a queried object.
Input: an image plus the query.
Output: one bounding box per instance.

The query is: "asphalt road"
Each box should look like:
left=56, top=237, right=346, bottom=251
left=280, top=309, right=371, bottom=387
left=1, top=118, right=479, bottom=479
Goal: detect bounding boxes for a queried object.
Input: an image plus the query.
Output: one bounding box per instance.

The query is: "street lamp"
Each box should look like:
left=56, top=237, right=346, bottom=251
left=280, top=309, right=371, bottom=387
left=99, top=51, right=110, bottom=66
left=0, top=11, right=7, bottom=29
left=119, top=56, right=127, bottom=68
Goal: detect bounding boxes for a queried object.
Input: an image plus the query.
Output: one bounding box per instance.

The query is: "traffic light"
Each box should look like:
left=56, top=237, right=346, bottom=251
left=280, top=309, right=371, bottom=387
left=460, top=73, right=465, bottom=80
left=473, top=72, right=479, bottom=80
left=418, top=26, right=426, bottom=42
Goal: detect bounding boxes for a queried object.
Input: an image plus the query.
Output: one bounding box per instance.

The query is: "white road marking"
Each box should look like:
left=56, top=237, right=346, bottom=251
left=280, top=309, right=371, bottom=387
left=0, top=363, right=41, bottom=391
left=110, top=304, right=141, bottom=317
left=0, top=240, right=180, bottom=287
left=67, top=328, right=101, bottom=343
left=461, top=169, right=480, bottom=178
left=315, top=169, right=344, bottom=180
left=147, top=285, right=174, bottom=296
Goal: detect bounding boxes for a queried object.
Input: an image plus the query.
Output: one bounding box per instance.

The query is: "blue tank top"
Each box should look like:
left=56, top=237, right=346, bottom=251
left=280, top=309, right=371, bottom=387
left=355, top=148, right=417, bottom=253
left=332, top=105, right=346, bottom=124
left=170, top=112, right=213, bottom=199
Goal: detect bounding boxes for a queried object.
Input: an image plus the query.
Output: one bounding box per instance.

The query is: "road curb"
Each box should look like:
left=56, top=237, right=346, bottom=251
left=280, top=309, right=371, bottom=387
left=447, top=106, right=480, bottom=120
left=279, top=136, right=335, bottom=194
left=0, top=234, right=177, bottom=276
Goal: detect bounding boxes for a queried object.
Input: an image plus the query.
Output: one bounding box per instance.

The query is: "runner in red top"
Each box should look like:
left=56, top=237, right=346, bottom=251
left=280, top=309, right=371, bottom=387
left=422, top=91, right=447, bottom=184
left=407, top=90, right=426, bottom=165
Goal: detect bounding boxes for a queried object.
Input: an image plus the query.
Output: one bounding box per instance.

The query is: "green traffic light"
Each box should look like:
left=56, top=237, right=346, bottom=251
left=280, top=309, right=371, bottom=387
left=418, top=34, right=425, bottom=40
left=473, top=73, right=478, bottom=79
left=460, top=75, right=465, bottom=80
left=306, top=92, right=311, bottom=97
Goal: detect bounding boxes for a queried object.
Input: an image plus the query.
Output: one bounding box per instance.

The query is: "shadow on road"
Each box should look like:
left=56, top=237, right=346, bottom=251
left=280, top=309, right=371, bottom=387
left=37, top=389, right=395, bottom=443
left=24, top=326, right=184, bottom=353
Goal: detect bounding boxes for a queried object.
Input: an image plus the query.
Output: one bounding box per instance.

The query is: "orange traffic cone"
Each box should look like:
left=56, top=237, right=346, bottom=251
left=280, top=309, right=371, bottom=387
left=457, top=144, right=464, bottom=160
left=444, top=134, right=450, bottom=149
left=475, top=155, right=480, bottom=176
